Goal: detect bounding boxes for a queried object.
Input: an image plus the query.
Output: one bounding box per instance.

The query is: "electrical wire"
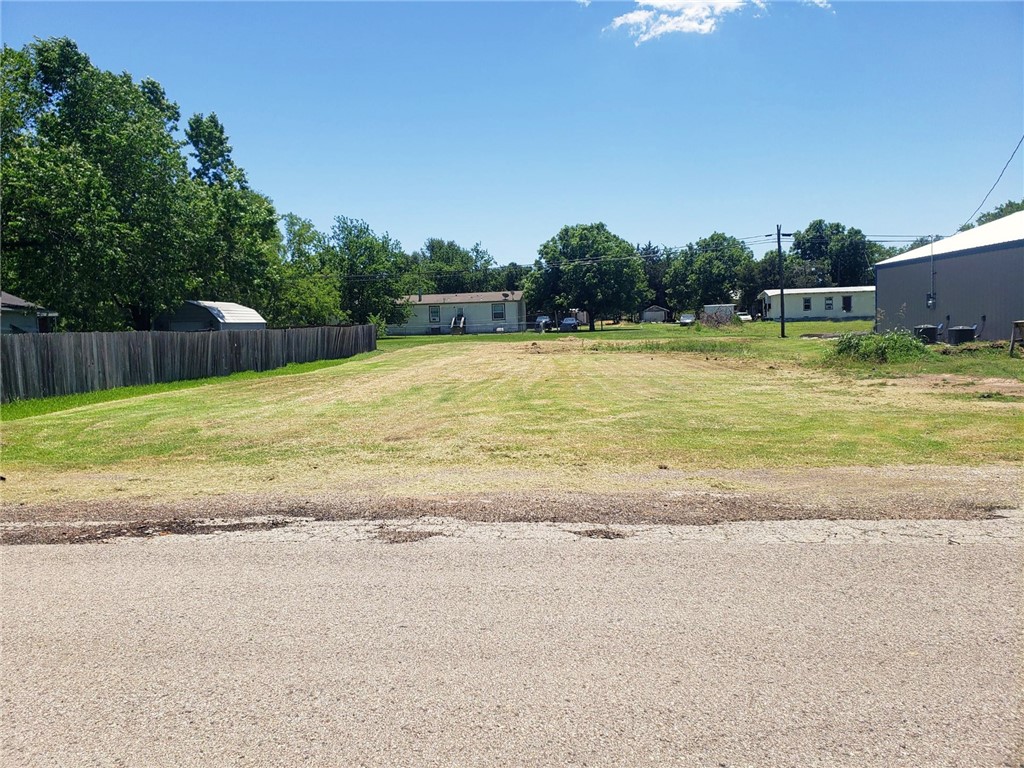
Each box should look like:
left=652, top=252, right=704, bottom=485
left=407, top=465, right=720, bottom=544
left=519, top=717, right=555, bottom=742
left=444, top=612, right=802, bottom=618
left=958, top=132, right=1024, bottom=233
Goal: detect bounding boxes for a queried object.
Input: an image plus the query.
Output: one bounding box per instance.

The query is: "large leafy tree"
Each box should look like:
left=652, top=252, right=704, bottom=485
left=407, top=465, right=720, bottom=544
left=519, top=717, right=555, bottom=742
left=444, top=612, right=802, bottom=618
left=330, top=217, right=414, bottom=326
left=527, top=223, right=650, bottom=330
left=1, top=38, right=214, bottom=329
left=665, top=233, right=753, bottom=310
left=414, top=238, right=495, bottom=294
left=790, top=219, right=888, bottom=287
left=267, top=213, right=343, bottom=327
left=487, top=262, right=530, bottom=292
left=637, top=241, right=674, bottom=310
left=961, top=199, right=1024, bottom=230
left=185, top=112, right=281, bottom=313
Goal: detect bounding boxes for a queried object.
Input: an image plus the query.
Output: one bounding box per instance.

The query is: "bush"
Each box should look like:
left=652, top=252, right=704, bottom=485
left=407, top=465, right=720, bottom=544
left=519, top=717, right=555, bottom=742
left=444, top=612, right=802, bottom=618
left=828, top=331, right=927, bottom=364
left=368, top=313, right=389, bottom=339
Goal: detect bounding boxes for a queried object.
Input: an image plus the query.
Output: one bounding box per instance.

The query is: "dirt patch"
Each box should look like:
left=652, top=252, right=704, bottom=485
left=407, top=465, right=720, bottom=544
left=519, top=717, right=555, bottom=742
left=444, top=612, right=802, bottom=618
left=858, top=374, right=1024, bottom=398
left=374, top=526, right=444, bottom=544
left=3, top=465, right=1018, bottom=546
left=1, top=518, right=291, bottom=546
left=576, top=528, right=629, bottom=540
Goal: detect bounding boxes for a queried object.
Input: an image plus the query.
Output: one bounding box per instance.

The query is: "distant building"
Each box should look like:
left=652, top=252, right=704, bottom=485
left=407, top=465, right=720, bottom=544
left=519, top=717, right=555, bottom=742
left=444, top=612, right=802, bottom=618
left=757, top=286, right=875, bottom=321
left=1, top=292, right=58, bottom=334
left=874, top=212, right=1024, bottom=340
left=389, top=291, right=527, bottom=335
left=702, top=304, right=737, bottom=322
left=156, top=301, right=267, bottom=332
left=641, top=305, right=670, bottom=323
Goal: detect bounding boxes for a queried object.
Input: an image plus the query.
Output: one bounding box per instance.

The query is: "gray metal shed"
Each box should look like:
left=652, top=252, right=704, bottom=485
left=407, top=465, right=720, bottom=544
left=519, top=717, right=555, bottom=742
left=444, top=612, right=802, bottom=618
left=874, top=212, right=1024, bottom=341
left=157, top=301, right=267, bottom=332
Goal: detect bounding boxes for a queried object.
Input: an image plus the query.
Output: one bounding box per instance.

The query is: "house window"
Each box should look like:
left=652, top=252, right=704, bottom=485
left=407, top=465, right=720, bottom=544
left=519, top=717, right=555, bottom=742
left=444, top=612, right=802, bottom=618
left=842, top=296, right=852, bottom=313
left=803, top=297, right=812, bottom=312
left=825, top=297, right=833, bottom=311
left=429, top=306, right=440, bottom=324
left=491, top=303, right=505, bottom=321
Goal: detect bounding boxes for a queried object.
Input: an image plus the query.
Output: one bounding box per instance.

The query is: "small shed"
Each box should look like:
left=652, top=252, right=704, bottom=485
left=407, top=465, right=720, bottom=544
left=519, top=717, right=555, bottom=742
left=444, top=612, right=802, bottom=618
left=1, top=292, right=58, bottom=334
left=641, top=305, right=670, bottom=323
left=702, top=304, right=736, bottom=322
left=157, top=301, right=266, bottom=332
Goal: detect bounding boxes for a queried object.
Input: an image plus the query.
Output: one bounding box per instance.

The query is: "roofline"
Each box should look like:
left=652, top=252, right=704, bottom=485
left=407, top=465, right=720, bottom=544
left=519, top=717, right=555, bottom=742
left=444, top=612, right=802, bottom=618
left=758, top=286, right=875, bottom=297
left=874, top=239, right=1024, bottom=270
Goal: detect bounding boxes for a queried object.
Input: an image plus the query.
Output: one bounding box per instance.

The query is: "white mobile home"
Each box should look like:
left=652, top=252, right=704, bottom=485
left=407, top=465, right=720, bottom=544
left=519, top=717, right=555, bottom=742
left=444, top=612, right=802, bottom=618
left=388, top=291, right=527, bottom=335
left=874, top=212, right=1024, bottom=340
left=757, top=286, right=875, bottom=321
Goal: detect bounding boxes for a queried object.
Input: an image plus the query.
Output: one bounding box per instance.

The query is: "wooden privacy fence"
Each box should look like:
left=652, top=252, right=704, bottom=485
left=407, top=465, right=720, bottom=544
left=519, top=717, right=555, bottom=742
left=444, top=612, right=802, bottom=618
left=1, top=325, right=376, bottom=402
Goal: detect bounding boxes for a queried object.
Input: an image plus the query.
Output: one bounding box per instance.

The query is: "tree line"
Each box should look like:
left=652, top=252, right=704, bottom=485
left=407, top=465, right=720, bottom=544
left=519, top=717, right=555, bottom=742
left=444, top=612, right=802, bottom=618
left=2, top=38, right=1019, bottom=332
left=0, top=38, right=526, bottom=332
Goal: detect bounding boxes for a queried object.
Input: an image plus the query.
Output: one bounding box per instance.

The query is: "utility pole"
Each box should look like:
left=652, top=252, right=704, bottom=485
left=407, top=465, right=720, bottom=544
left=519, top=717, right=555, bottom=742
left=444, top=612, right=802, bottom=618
left=771, top=225, right=793, bottom=338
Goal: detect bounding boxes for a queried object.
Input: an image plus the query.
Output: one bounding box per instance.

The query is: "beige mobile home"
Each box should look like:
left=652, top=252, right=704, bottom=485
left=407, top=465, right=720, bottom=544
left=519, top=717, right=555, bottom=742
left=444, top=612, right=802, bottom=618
left=389, top=291, right=527, bottom=335
left=757, top=286, right=875, bottom=321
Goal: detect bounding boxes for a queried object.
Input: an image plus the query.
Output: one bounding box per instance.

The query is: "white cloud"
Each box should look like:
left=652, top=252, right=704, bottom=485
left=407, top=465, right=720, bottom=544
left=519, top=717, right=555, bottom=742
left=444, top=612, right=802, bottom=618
left=607, top=1, right=834, bottom=44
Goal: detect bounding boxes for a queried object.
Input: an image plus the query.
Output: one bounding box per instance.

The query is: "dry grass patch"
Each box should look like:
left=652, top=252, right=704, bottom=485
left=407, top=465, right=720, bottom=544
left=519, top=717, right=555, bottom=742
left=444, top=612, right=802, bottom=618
left=3, top=341, right=1021, bottom=509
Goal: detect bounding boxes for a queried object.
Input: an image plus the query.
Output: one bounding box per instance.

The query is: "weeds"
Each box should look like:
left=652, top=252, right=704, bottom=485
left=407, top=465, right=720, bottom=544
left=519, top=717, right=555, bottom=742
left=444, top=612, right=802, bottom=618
left=827, top=331, right=928, bottom=364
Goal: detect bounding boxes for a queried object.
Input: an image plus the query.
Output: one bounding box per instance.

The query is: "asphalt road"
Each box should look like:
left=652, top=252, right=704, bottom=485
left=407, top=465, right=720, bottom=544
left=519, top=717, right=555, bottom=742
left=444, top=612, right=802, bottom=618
left=2, top=516, right=1022, bottom=767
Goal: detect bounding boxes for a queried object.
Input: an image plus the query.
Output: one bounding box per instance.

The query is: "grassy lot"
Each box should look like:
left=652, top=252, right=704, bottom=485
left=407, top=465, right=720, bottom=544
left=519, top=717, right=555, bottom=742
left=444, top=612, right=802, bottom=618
left=2, top=320, right=1022, bottom=507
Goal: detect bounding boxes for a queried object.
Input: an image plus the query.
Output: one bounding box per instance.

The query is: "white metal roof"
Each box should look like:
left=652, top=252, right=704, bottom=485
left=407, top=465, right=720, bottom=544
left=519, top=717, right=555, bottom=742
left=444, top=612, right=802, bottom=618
left=758, top=286, right=875, bottom=298
left=875, top=210, right=1024, bottom=268
left=188, top=300, right=266, bottom=325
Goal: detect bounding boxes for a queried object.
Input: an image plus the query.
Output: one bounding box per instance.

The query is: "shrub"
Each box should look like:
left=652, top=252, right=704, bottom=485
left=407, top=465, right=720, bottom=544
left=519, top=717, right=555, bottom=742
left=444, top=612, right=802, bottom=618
left=828, top=331, right=927, bottom=364
left=368, top=313, right=389, bottom=339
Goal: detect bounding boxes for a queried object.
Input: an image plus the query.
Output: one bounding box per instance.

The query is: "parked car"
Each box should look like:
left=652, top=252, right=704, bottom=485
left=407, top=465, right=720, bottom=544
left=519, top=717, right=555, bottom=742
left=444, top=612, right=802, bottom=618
left=678, top=313, right=696, bottom=327
left=535, top=315, right=552, bottom=332
left=559, top=317, right=580, bottom=332
left=737, top=312, right=753, bottom=322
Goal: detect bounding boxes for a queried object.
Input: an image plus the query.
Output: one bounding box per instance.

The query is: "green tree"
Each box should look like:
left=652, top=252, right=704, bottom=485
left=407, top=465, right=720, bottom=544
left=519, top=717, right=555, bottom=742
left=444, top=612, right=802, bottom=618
left=265, top=213, right=342, bottom=327
left=735, top=257, right=777, bottom=312
left=488, top=262, right=530, bottom=292
left=665, top=233, right=753, bottom=310
left=637, top=242, right=674, bottom=311
left=1, top=38, right=208, bottom=330
left=186, top=112, right=241, bottom=187
left=961, top=199, right=1024, bottom=230
left=330, top=217, right=413, bottom=326
left=529, top=223, right=650, bottom=331
left=790, top=219, right=884, bottom=287
left=185, top=112, right=281, bottom=315
left=414, top=238, right=495, bottom=294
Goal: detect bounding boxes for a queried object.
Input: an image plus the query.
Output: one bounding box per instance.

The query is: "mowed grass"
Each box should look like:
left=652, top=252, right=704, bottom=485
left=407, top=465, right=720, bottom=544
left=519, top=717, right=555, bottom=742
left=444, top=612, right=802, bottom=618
left=2, top=321, right=1022, bottom=505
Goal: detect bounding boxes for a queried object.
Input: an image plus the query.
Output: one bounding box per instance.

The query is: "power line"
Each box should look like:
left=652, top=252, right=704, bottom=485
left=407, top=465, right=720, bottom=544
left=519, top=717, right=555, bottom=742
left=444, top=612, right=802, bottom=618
left=959, top=132, right=1024, bottom=233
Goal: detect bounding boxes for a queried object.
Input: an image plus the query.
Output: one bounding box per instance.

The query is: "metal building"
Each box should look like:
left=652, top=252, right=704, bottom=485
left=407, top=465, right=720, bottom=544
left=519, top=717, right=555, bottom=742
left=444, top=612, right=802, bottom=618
left=874, top=212, right=1024, bottom=341
left=156, top=300, right=267, bottom=331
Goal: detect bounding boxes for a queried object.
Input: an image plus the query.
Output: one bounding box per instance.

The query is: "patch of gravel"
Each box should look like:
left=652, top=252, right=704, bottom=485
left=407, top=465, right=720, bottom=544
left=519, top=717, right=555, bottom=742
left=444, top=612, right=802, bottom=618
left=2, top=464, right=1019, bottom=546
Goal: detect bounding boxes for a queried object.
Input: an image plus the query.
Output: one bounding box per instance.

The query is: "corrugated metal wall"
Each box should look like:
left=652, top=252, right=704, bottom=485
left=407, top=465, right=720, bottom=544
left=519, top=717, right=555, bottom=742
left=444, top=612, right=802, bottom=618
left=0, top=325, right=376, bottom=402
left=875, top=244, right=1024, bottom=340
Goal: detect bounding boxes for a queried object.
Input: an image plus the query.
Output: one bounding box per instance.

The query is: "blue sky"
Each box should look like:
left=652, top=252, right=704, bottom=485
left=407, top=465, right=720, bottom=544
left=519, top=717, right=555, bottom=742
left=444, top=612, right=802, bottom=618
left=3, top=1, right=1022, bottom=263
